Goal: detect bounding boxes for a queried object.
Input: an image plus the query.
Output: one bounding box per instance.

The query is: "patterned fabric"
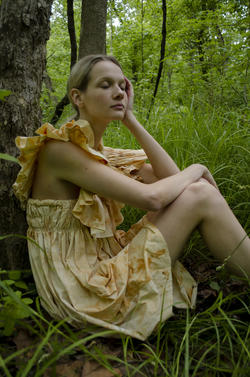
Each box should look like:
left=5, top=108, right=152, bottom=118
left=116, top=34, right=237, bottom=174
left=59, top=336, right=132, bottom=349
left=13, top=120, right=197, bottom=340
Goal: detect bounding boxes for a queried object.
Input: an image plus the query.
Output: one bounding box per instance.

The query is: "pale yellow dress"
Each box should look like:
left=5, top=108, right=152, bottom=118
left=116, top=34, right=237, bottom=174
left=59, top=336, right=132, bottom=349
left=13, top=119, right=197, bottom=340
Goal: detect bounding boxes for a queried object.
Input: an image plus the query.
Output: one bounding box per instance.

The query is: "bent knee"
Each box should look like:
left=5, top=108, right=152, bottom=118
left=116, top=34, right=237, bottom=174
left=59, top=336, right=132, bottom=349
left=183, top=181, right=224, bottom=208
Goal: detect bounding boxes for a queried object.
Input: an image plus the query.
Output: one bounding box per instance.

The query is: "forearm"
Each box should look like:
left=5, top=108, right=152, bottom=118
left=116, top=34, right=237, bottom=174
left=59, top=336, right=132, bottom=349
left=123, top=112, right=179, bottom=179
left=148, top=163, right=218, bottom=210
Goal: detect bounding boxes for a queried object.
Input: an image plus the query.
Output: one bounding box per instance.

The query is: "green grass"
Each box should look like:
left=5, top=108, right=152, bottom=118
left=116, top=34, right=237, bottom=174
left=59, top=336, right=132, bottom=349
left=1, top=102, right=250, bottom=376
left=0, top=277, right=249, bottom=376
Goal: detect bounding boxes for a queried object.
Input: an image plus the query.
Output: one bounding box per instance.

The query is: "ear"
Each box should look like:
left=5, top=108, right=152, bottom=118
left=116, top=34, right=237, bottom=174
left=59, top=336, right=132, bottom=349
left=70, top=88, right=85, bottom=107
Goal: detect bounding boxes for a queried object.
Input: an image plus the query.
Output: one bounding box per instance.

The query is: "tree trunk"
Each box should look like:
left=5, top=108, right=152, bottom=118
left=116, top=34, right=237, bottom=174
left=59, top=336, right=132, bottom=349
left=147, top=0, right=167, bottom=119
left=0, top=0, right=53, bottom=270
left=67, top=0, right=78, bottom=69
left=50, top=0, right=77, bottom=125
left=79, top=0, right=107, bottom=59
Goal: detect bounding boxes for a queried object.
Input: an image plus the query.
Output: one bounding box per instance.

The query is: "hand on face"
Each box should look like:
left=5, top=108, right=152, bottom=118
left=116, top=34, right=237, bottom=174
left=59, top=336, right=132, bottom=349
left=122, top=77, right=134, bottom=126
left=124, top=77, right=134, bottom=111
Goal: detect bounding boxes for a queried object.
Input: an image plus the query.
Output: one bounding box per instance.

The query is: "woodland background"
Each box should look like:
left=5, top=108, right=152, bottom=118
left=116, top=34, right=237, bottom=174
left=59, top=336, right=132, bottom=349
left=0, top=0, right=249, bottom=376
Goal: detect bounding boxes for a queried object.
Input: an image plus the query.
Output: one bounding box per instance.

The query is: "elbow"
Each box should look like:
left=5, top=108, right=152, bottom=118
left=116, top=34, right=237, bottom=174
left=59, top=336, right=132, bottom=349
left=145, top=189, right=163, bottom=212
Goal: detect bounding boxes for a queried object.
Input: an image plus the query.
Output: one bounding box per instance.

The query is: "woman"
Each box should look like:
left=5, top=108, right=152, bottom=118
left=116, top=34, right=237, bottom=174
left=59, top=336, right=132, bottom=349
left=13, top=55, right=250, bottom=340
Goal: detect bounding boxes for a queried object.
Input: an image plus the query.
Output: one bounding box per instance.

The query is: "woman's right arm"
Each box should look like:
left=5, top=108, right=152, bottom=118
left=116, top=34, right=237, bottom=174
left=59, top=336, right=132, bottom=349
left=123, top=78, right=179, bottom=179
left=43, top=140, right=215, bottom=211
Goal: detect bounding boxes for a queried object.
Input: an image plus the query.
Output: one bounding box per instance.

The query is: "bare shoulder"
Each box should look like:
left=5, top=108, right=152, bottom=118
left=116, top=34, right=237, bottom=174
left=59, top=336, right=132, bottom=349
left=38, top=139, right=102, bottom=187
left=32, top=140, right=83, bottom=200
left=39, top=139, right=77, bottom=161
left=38, top=139, right=89, bottom=170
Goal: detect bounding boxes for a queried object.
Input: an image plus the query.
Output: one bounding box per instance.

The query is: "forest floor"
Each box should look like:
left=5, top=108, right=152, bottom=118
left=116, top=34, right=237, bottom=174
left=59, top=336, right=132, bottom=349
left=1, top=251, right=249, bottom=377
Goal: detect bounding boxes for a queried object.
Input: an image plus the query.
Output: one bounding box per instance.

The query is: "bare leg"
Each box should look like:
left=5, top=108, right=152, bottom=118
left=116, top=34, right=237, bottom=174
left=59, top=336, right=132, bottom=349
left=147, top=181, right=250, bottom=278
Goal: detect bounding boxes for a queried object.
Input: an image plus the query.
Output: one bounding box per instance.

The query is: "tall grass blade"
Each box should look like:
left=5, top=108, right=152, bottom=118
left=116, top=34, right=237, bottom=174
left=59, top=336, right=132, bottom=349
left=0, top=153, right=18, bottom=163
left=218, top=307, right=250, bottom=359
left=184, top=309, right=190, bottom=377
left=0, top=354, right=13, bottom=377
left=34, top=330, right=118, bottom=377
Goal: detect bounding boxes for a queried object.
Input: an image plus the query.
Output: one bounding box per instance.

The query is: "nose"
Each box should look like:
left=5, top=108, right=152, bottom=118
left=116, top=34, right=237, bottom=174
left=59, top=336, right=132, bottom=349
left=113, top=84, right=124, bottom=99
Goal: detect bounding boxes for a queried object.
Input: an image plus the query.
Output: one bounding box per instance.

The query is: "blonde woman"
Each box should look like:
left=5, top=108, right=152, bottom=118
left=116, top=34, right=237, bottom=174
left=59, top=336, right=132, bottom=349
left=13, top=55, right=250, bottom=340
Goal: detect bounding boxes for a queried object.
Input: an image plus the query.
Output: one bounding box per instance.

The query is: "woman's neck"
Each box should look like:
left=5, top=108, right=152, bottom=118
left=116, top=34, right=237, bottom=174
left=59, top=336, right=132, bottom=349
left=78, top=115, right=107, bottom=150
left=91, top=123, right=106, bottom=150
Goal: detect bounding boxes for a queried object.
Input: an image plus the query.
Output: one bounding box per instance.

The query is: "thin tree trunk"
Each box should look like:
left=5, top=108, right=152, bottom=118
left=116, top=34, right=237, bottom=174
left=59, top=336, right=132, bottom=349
left=0, top=0, right=53, bottom=270
left=147, top=0, right=167, bottom=119
left=50, top=0, right=77, bottom=125
left=67, top=0, right=78, bottom=69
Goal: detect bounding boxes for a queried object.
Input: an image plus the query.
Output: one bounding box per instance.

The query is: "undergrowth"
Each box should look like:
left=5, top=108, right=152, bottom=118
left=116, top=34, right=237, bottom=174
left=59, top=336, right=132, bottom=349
left=0, top=271, right=249, bottom=376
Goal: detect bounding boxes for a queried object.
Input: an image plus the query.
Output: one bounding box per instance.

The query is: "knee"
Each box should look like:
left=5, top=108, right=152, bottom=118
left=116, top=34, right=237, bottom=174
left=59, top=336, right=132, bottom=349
left=183, top=181, right=224, bottom=211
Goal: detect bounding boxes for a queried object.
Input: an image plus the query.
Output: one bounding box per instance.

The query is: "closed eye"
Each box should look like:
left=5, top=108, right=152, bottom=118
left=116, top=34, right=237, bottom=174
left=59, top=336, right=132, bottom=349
left=99, top=79, right=126, bottom=90
left=100, top=81, right=110, bottom=89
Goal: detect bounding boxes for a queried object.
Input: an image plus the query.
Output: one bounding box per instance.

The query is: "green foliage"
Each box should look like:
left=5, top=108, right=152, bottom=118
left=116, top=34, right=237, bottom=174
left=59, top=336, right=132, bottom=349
left=43, top=0, right=249, bottom=124
left=0, top=89, right=11, bottom=101
left=0, top=153, right=19, bottom=164
left=106, top=0, right=249, bottom=114
left=0, top=271, right=33, bottom=336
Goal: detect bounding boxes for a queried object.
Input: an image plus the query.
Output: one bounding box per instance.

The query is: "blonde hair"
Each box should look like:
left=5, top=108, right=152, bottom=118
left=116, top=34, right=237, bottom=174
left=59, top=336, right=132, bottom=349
left=67, top=54, right=122, bottom=119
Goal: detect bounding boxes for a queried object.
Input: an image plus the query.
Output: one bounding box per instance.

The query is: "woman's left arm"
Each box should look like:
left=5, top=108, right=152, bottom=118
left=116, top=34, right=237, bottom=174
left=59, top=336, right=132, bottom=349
left=122, top=79, right=179, bottom=179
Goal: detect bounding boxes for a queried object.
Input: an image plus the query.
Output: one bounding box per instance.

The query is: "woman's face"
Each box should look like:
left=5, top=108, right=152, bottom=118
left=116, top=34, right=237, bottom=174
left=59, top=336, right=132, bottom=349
left=75, top=60, right=128, bottom=125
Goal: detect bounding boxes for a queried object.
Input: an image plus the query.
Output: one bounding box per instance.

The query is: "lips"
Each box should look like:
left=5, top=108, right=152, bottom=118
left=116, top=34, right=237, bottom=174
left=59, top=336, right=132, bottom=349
left=111, top=104, right=124, bottom=110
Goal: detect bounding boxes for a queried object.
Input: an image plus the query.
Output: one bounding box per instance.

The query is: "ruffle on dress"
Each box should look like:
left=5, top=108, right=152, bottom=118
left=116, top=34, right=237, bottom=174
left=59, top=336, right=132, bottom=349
left=13, top=120, right=107, bottom=209
left=72, top=190, right=124, bottom=238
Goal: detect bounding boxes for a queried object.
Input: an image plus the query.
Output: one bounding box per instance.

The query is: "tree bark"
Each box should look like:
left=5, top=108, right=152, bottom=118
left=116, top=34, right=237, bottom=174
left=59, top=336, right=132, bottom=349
left=78, top=0, right=107, bottom=59
left=0, top=0, right=53, bottom=270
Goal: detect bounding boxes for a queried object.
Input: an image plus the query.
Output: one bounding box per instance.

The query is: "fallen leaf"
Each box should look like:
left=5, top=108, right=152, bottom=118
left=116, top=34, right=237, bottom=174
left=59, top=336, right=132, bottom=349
left=82, top=360, right=122, bottom=377
left=13, top=329, right=37, bottom=371
left=198, top=288, right=217, bottom=300
left=43, top=360, right=84, bottom=377
left=13, top=329, right=35, bottom=350
left=89, top=339, right=123, bottom=358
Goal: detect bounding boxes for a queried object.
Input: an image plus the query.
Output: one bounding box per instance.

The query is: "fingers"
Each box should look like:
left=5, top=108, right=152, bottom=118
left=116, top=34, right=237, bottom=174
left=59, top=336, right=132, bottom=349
left=123, top=76, right=134, bottom=113
left=202, top=171, right=219, bottom=191
left=124, top=77, right=133, bottom=97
